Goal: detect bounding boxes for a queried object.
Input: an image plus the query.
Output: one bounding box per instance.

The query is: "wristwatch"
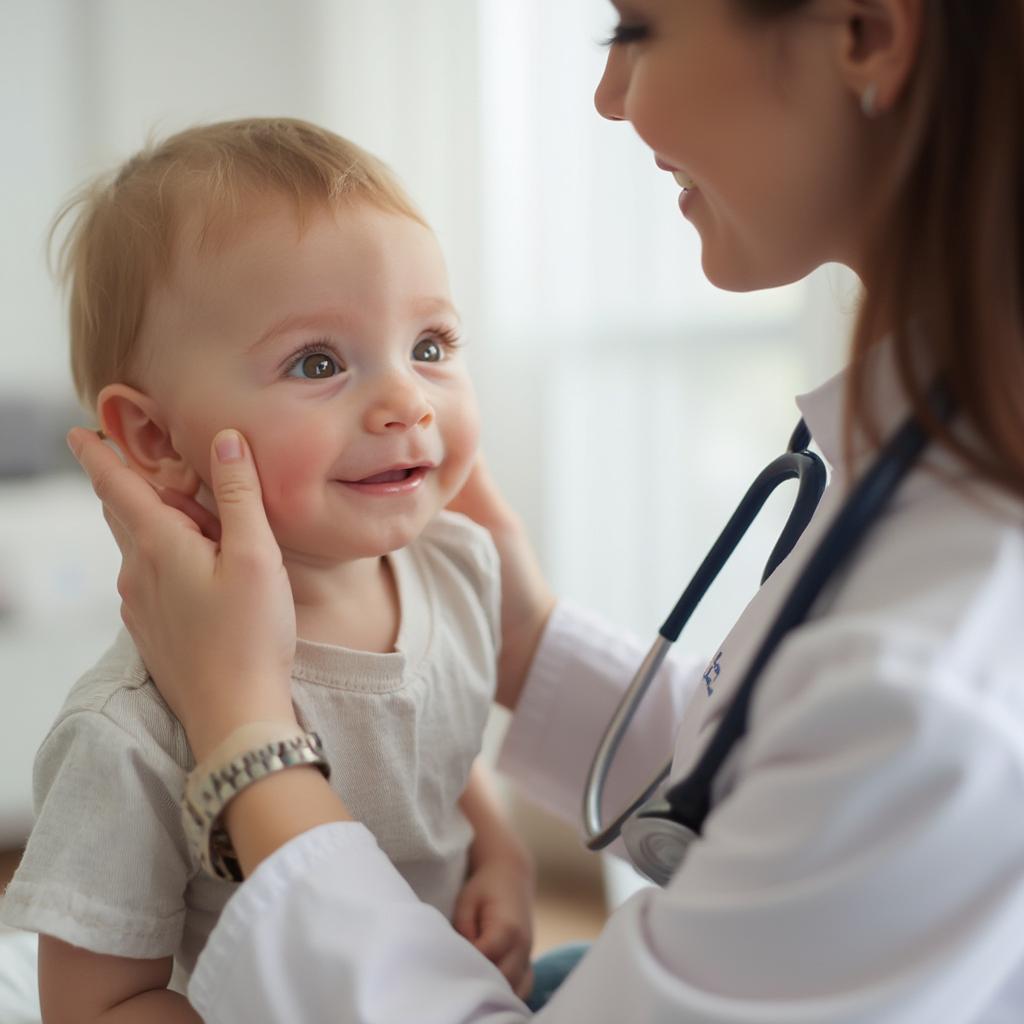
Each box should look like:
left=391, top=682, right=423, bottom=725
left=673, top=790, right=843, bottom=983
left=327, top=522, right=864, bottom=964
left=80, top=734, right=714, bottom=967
left=182, top=729, right=331, bottom=882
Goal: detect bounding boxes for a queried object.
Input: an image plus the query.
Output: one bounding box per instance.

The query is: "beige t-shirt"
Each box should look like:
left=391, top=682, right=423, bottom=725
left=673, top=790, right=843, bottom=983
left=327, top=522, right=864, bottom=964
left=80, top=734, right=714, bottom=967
left=1, top=511, right=499, bottom=984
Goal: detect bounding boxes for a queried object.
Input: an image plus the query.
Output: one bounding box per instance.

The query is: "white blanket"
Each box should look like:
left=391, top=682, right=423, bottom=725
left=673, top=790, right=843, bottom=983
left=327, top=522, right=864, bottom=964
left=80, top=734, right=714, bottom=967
left=0, top=927, right=40, bottom=1024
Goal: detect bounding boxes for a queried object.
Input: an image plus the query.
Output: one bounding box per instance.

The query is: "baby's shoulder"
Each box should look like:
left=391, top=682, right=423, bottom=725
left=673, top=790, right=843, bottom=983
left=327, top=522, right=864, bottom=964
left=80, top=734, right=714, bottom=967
left=412, top=510, right=499, bottom=585
left=47, top=629, right=188, bottom=768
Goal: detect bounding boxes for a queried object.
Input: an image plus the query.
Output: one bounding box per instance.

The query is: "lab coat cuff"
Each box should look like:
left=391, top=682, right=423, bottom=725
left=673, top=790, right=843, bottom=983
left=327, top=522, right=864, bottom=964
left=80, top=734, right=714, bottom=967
left=188, top=823, right=411, bottom=1016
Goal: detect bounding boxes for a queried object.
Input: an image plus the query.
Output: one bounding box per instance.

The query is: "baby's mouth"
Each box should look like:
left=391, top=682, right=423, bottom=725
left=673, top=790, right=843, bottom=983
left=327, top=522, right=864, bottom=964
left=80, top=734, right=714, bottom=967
left=339, top=464, right=432, bottom=488
left=357, top=467, right=417, bottom=484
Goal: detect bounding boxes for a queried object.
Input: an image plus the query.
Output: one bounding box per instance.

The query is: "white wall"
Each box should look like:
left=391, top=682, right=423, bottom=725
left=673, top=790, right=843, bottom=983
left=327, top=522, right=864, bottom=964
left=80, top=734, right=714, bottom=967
left=0, top=0, right=482, bottom=403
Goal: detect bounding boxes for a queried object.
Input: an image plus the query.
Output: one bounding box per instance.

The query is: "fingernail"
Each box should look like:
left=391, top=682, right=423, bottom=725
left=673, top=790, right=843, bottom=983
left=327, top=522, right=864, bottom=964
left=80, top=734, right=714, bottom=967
left=215, top=430, right=243, bottom=462
left=66, top=429, right=82, bottom=459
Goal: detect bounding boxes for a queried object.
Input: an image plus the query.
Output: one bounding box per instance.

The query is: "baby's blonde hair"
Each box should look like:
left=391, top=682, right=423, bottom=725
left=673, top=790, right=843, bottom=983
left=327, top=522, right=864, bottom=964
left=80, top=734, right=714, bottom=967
left=53, top=117, right=428, bottom=410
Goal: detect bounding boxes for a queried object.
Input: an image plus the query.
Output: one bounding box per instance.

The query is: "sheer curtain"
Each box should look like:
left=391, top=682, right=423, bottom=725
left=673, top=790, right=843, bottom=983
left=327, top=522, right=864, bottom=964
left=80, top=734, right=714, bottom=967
left=475, top=0, right=860, bottom=901
left=476, top=0, right=858, bottom=639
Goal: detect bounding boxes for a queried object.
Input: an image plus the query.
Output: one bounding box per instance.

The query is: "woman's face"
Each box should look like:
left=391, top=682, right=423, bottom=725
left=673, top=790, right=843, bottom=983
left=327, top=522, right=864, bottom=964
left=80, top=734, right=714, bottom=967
left=595, top=0, right=873, bottom=290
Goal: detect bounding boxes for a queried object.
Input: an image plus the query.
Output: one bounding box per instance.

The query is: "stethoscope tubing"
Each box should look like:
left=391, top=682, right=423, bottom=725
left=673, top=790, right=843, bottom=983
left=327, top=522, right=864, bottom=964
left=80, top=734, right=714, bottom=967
left=583, top=395, right=946, bottom=864
left=583, top=421, right=826, bottom=851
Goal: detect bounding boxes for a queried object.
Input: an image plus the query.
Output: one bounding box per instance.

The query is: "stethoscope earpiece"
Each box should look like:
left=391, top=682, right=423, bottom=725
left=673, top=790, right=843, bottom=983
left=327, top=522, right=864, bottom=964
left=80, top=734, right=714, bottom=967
left=622, top=798, right=700, bottom=887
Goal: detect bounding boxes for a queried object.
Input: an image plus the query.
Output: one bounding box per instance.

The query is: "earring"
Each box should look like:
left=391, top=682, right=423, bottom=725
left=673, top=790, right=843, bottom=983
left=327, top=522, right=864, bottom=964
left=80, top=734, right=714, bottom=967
left=861, top=83, right=879, bottom=118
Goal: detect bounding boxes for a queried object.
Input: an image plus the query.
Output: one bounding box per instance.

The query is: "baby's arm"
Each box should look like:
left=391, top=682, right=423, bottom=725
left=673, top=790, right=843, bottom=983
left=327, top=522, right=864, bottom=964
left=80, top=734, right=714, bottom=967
left=454, top=760, right=536, bottom=1000
left=38, top=935, right=200, bottom=1024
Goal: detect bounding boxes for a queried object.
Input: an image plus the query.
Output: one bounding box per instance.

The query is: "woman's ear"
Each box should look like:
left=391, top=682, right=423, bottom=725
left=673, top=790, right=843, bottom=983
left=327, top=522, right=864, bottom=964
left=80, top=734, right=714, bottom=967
left=97, top=383, right=201, bottom=495
left=837, top=0, right=923, bottom=115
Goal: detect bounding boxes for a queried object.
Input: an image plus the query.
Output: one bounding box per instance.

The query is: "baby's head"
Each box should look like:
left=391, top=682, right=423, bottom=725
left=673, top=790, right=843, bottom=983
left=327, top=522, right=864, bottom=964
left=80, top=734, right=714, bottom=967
left=58, top=118, right=479, bottom=563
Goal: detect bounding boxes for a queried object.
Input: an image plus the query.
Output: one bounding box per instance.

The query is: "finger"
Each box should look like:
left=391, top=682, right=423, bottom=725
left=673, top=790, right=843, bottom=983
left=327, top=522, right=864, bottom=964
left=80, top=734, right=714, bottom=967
left=446, top=456, right=519, bottom=534
left=513, top=964, right=535, bottom=1002
left=157, top=486, right=222, bottom=542
left=452, top=890, right=481, bottom=941
left=68, top=428, right=168, bottom=536
left=475, top=922, right=515, bottom=963
left=207, top=430, right=277, bottom=558
left=497, top=946, right=531, bottom=993
left=102, top=505, right=133, bottom=556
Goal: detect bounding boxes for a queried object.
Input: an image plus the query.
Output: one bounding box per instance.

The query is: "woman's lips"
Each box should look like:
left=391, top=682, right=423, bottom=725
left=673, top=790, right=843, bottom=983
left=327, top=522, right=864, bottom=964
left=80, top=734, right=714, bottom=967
left=337, top=465, right=430, bottom=496
left=654, top=156, right=696, bottom=191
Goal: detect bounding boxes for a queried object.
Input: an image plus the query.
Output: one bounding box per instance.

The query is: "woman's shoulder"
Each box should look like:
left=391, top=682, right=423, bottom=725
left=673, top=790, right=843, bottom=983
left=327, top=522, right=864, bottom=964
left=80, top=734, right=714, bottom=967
left=769, top=469, right=1024, bottom=714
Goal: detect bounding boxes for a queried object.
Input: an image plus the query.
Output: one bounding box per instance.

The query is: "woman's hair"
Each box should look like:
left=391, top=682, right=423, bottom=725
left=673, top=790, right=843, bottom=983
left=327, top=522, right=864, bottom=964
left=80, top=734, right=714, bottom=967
left=54, top=117, right=428, bottom=410
left=739, top=1, right=1024, bottom=501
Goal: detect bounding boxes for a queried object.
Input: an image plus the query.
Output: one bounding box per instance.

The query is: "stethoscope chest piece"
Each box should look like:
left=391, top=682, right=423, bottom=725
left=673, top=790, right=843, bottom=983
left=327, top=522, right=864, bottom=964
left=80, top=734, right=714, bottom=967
left=621, top=799, right=699, bottom=887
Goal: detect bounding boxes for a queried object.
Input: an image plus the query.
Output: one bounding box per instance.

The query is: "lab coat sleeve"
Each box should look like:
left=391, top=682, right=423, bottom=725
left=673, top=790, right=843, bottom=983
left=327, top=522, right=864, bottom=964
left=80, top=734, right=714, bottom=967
left=190, top=614, right=1024, bottom=1023
left=497, top=600, right=702, bottom=833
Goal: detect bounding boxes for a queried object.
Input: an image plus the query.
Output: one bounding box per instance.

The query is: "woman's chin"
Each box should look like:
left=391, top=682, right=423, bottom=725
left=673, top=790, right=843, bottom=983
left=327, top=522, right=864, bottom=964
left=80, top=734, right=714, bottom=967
left=699, top=248, right=808, bottom=294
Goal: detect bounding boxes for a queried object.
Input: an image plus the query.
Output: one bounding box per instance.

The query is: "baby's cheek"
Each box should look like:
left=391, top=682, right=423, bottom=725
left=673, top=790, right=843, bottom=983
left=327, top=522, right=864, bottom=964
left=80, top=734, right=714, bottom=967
left=253, top=444, right=327, bottom=534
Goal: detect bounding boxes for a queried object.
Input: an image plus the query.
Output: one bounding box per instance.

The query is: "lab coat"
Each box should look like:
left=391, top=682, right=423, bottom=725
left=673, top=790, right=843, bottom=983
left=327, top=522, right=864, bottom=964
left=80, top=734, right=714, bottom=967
left=188, top=357, right=1024, bottom=1023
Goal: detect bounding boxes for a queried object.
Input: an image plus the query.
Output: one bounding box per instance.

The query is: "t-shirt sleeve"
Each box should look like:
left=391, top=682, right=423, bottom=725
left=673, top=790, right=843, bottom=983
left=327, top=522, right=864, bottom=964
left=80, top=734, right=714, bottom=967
left=1, top=708, right=191, bottom=959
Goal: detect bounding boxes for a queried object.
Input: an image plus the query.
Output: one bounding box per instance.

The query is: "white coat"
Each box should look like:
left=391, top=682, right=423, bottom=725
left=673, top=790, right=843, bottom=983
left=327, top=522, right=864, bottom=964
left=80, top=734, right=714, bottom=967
left=188, top=351, right=1024, bottom=1023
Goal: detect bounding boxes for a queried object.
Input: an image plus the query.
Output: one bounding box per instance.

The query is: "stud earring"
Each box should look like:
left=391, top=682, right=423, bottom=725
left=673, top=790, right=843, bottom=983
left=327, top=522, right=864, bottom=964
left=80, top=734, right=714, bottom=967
left=861, top=83, right=879, bottom=118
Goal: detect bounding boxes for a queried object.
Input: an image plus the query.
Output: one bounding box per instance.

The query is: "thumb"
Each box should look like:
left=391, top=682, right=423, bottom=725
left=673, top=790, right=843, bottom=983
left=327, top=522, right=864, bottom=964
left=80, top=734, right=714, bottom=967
left=209, top=430, right=276, bottom=556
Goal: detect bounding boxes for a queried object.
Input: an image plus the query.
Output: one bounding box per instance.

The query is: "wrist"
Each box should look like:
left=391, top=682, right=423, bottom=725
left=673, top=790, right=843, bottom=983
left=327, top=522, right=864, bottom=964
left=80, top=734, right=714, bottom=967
left=183, top=724, right=329, bottom=880
left=182, top=691, right=297, bottom=763
left=470, top=833, right=535, bottom=878
left=178, top=675, right=299, bottom=765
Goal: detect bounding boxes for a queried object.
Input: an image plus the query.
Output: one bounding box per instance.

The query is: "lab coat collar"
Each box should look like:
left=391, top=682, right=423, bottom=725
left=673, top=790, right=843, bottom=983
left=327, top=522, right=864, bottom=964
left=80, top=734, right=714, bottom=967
left=794, top=337, right=917, bottom=475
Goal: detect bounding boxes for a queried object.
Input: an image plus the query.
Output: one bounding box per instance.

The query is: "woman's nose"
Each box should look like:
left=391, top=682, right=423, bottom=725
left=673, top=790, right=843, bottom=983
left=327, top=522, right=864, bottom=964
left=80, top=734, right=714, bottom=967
left=594, top=46, right=628, bottom=121
left=363, top=372, right=434, bottom=434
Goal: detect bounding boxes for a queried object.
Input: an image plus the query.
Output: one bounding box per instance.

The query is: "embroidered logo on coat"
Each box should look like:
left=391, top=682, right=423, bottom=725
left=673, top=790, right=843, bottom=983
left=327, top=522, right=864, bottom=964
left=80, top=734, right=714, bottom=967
left=703, top=651, right=723, bottom=697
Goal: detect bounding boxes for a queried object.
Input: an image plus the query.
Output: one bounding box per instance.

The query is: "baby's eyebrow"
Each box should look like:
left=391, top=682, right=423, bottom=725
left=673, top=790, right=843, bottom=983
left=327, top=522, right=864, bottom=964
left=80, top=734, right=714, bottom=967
left=406, top=296, right=461, bottom=323
left=248, top=299, right=461, bottom=352
left=248, top=310, right=359, bottom=352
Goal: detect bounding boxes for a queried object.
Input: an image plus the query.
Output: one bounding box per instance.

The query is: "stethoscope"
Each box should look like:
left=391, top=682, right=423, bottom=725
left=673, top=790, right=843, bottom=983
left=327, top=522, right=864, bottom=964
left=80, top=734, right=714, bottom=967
left=583, top=405, right=939, bottom=886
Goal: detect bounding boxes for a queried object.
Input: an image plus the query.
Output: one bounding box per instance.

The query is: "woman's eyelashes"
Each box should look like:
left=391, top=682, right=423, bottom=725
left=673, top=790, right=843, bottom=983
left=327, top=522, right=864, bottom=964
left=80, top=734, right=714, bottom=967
left=282, top=327, right=463, bottom=379
left=602, top=22, right=649, bottom=47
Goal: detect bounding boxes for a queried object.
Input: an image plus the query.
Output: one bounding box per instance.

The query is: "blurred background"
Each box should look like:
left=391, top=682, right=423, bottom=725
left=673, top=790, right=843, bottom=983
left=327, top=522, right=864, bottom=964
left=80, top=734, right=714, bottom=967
left=0, top=0, right=861, bottom=965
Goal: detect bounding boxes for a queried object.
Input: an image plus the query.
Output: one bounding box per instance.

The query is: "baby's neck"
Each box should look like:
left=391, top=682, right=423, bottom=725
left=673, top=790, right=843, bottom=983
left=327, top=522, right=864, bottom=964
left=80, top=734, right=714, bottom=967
left=285, top=554, right=400, bottom=654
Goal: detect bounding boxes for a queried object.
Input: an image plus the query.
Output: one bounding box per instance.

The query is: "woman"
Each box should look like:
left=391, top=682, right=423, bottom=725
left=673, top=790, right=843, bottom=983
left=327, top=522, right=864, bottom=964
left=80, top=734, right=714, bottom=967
left=69, top=1, right=1024, bottom=1020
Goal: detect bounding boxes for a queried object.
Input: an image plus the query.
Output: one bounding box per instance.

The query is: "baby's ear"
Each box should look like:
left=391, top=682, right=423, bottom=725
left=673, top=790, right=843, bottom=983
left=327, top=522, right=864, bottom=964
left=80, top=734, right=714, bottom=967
left=96, top=383, right=201, bottom=495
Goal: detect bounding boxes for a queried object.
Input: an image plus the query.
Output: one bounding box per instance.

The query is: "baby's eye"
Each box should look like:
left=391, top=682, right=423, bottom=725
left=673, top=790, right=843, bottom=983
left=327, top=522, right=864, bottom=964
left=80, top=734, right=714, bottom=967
left=412, top=337, right=444, bottom=363
left=287, top=351, right=343, bottom=379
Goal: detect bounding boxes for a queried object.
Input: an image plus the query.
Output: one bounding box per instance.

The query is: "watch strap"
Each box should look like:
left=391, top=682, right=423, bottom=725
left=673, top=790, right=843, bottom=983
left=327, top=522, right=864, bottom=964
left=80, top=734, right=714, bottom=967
left=183, top=724, right=330, bottom=881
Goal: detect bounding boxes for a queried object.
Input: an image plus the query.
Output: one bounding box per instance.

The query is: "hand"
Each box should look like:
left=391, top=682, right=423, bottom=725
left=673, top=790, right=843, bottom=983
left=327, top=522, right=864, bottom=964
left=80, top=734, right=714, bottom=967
left=67, top=427, right=298, bottom=760
left=453, top=853, right=536, bottom=1001
left=447, top=459, right=556, bottom=710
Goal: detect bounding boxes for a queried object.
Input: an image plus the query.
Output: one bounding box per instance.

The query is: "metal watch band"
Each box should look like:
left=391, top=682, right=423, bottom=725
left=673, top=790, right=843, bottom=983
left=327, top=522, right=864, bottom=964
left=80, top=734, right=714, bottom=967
left=182, top=730, right=331, bottom=882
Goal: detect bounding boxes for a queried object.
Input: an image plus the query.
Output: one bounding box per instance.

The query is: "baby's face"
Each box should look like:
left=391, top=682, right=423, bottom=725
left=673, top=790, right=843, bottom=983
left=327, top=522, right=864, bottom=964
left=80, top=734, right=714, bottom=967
left=137, top=198, right=479, bottom=564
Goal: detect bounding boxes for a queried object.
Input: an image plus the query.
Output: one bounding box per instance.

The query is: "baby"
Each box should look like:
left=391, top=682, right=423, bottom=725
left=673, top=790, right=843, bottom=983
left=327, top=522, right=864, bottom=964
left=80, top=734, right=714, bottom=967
left=1, top=118, right=534, bottom=1020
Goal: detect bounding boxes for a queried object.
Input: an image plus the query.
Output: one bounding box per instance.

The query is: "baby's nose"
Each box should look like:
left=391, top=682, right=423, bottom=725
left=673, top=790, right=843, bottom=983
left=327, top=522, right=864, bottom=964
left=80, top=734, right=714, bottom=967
left=363, top=376, right=433, bottom=433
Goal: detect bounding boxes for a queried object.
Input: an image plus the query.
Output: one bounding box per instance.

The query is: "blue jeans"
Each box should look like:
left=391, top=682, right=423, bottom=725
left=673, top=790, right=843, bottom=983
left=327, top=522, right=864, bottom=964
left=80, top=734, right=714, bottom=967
left=524, top=942, right=590, bottom=1012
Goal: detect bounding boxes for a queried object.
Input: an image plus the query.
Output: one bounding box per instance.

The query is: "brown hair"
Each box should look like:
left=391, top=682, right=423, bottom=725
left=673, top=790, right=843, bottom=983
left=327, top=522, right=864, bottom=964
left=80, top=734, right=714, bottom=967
left=739, top=1, right=1024, bottom=500
left=53, top=117, right=428, bottom=411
